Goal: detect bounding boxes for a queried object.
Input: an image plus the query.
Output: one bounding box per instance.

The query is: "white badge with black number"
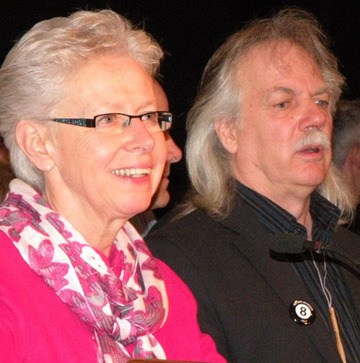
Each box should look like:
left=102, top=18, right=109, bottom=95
left=289, top=300, right=316, bottom=326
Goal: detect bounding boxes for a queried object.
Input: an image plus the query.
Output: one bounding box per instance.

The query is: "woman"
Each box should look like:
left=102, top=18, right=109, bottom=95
left=0, top=9, right=225, bottom=363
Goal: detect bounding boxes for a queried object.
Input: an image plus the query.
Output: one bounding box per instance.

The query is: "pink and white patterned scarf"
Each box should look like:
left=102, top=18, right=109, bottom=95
left=0, top=179, right=168, bottom=362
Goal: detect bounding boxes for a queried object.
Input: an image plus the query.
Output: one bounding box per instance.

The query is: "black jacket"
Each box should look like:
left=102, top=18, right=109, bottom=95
left=147, top=197, right=360, bottom=362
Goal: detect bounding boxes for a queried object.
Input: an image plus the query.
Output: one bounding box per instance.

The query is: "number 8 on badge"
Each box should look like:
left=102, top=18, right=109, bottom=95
left=289, top=300, right=316, bottom=326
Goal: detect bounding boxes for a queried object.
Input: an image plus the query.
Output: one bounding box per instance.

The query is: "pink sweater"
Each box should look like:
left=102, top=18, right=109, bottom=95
left=0, top=232, right=225, bottom=363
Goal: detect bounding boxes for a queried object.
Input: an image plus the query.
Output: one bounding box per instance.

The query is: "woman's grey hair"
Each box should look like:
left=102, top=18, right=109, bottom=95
left=183, top=7, right=352, bottom=222
left=332, top=99, right=360, bottom=167
left=0, top=9, right=163, bottom=191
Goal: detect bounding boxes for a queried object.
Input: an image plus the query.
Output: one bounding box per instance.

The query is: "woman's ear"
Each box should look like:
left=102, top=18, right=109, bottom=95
left=215, top=119, right=238, bottom=154
left=16, top=120, right=55, bottom=172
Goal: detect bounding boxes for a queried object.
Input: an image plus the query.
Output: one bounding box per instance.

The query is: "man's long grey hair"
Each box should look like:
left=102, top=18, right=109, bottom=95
left=181, top=8, right=354, bottom=224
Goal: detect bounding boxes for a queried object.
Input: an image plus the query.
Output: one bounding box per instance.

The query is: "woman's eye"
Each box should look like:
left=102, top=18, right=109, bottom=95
left=141, top=113, right=154, bottom=121
left=97, top=115, right=114, bottom=124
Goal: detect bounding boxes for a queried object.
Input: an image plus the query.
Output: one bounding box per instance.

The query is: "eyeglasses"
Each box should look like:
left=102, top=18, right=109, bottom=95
left=50, top=111, right=172, bottom=132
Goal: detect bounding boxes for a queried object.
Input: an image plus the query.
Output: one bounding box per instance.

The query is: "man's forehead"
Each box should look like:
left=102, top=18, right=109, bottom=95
left=236, top=40, right=325, bottom=87
left=246, top=41, right=314, bottom=65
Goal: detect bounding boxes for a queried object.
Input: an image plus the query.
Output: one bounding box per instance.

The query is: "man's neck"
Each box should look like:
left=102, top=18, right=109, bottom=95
left=241, top=181, right=314, bottom=237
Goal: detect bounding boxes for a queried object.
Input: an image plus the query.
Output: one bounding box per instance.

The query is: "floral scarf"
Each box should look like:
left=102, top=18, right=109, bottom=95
left=0, top=179, right=168, bottom=362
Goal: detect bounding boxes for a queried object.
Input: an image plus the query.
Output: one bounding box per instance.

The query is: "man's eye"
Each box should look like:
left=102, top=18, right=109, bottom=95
left=275, top=101, right=289, bottom=109
left=315, top=99, right=330, bottom=109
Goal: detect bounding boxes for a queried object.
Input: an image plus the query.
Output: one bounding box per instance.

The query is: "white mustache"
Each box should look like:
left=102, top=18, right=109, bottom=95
left=294, top=130, right=331, bottom=152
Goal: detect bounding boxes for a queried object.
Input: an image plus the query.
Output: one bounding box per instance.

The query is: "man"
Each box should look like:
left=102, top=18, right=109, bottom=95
left=333, top=99, right=360, bottom=234
left=147, top=8, right=360, bottom=362
left=131, top=80, right=182, bottom=236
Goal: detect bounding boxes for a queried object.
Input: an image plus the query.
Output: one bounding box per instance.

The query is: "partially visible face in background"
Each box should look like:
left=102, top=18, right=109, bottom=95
left=150, top=81, right=182, bottom=209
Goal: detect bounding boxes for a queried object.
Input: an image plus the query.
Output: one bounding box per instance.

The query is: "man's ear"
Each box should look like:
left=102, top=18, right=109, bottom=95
left=16, top=120, right=55, bottom=172
left=214, top=119, right=238, bottom=154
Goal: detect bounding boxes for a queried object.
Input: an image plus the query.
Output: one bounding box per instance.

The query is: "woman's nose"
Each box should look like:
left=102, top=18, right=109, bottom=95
left=124, top=118, right=155, bottom=152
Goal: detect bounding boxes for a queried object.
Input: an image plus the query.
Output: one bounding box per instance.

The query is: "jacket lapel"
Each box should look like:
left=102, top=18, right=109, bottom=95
left=221, top=198, right=341, bottom=361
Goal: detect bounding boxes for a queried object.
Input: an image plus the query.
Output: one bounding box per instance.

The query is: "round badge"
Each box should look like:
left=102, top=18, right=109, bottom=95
left=289, top=300, right=316, bottom=326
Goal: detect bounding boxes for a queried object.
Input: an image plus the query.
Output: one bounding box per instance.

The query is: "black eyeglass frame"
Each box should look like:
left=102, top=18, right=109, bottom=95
left=50, top=111, right=173, bottom=131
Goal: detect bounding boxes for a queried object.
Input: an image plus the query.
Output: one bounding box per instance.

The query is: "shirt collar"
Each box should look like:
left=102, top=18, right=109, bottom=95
left=236, top=181, right=340, bottom=243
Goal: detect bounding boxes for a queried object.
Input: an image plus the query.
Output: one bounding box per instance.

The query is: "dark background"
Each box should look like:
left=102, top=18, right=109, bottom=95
left=1, top=0, right=360, bottom=214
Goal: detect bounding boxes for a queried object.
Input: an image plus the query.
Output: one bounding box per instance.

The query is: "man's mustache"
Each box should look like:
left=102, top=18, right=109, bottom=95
left=294, top=129, right=331, bottom=152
